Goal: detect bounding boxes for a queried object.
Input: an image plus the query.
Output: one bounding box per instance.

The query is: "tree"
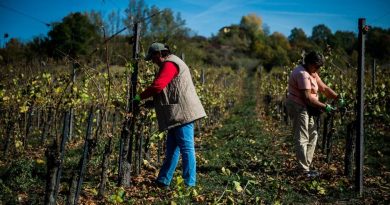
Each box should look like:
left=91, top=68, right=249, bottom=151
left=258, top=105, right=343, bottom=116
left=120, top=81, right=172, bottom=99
left=252, top=35, right=273, bottom=70
left=211, top=14, right=265, bottom=68
left=48, top=12, right=100, bottom=59
left=366, top=27, right=390, bottom=63
left=289, top=28, right=311, bottom=48
left=288, top=28, right=313, bottom=61
left=239, top=13, right=263, bottom=37
left=86, top=11, right=106, bottom=36
left=311, top=24, right=333, bottom=48
left=333, top=31, right=356, bottom=54
left=108, top=10, right=122, bottom=36
left=239, top=13, right=264, bottom=53
left=269, top=32, right=291, bottom=66
left=216, top=24, right=250, bottom=53
left=124, top=0, right=149, bottom=35
left=2, top=38, right=24, bottom=65
left=24, top=36, right=49, bottom=67
left=123, top=0, right=191, bottom=54
left=270, top=32, right=290, bottom=51
left=214, top=14, right=273, bottom=70
left=147, top=6, right=190, bottom=43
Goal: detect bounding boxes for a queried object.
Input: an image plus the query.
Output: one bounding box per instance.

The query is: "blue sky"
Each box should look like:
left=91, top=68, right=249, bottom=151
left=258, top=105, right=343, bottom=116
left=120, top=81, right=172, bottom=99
left=0, top=0, right=390, bottom=43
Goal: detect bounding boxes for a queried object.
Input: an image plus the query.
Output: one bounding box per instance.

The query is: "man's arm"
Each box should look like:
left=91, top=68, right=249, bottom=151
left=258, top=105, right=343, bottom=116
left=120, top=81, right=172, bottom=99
left=140, top=62, right=179, bottom=100
left=316, top=74, right=338, bottom=99
left=302, top=89, right=326, bottom=109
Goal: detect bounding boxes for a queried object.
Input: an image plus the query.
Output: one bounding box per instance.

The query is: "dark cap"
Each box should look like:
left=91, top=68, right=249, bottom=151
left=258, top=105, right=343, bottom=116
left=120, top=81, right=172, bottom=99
left=145, top=42, right=169, bottom=61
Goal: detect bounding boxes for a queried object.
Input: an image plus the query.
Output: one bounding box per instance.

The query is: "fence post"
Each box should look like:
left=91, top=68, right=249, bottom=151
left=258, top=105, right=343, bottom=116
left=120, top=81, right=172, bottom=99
left=371, top=59, right=376, bottom=88
left=118, top=22, right=141, bottom=187
left=356, top=18, right=366, bottom=196
left=69, top=63, right=77, bottom=140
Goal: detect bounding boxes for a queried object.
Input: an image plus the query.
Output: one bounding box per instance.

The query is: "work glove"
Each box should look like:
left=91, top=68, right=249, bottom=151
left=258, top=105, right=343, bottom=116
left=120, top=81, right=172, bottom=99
left=130, top=94, right=141, bottom=114
left=325, top=104, right=336, bottom=113
left=131, top=94, right=141, bottom=112
left=133, top=94, right=141, bottom=103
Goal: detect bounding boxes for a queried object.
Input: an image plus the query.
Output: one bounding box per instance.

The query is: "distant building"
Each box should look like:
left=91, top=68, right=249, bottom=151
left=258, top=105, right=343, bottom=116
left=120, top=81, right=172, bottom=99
left=221, top=27, right=231, bottom=33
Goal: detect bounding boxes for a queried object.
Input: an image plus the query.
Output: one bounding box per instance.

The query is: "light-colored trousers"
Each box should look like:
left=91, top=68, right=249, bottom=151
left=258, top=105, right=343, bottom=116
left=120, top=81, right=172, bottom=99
left=286, top=98, right=318, bottom=172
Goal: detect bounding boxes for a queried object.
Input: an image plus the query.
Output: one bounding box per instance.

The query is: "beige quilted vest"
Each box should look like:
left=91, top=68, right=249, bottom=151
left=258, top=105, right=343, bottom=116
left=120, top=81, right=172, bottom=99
left=154, top=54, right=206, bottom=131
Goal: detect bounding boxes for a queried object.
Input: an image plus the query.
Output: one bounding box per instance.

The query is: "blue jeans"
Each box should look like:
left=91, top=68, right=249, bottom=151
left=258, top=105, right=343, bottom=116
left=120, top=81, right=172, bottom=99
left=156, top=122, right=196, bottom=186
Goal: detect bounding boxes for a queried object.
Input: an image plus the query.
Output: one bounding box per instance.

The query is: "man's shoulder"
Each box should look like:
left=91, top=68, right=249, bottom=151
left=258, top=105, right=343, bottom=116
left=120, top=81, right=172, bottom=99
left=292, top=65, right=309, bottom=77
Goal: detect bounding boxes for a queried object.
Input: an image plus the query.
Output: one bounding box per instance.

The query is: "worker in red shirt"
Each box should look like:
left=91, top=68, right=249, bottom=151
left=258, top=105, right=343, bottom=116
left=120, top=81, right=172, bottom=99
left=139, top=42, right=206, bottom=188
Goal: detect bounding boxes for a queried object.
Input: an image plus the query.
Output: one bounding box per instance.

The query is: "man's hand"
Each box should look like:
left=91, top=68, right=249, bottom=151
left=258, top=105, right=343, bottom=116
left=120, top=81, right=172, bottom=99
left=133, top=94, right=141, bottom=103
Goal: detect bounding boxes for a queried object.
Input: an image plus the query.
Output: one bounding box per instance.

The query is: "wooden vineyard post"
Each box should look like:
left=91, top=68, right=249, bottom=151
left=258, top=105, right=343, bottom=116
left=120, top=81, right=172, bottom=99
left=2, top=114, right=14, bottom=159
left=344, top=121, right=356, bottom=177
left=356, top=18, right=366, bottom=196
left=44, top=111, right=70, bottom=205
left=371, top=59, right=376, bottom=88
left=98, top=137, right=112, bottom=198
left=40, top=107, right=53, bottom=145
left=67, top=107, right=94, bottom=205
left=118, top=22, right=141, bottom=187
left=53, top=111, right=70, bottom=201
left=68, top=64, right=77, bottom=140
left=24, top=102, right=34, bottom=147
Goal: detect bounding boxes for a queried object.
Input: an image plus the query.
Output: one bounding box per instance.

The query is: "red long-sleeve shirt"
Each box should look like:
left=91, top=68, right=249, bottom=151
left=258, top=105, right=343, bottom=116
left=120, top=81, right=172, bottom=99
left=140, top=61, right=179, bottom=100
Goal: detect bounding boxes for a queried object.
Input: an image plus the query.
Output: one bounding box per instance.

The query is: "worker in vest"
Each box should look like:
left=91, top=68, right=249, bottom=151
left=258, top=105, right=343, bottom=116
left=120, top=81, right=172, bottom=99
left=139, top=42, right=206, bottom=188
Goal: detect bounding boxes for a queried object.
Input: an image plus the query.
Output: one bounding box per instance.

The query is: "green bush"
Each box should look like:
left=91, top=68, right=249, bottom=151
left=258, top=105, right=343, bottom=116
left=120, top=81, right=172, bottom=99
left=0, top=158, right=45, bottom=204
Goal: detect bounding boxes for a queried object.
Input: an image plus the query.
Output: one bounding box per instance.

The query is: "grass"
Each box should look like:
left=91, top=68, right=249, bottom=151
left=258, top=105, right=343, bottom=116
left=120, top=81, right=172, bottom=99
left=192, top=73, right=389, bottom=204
left=194, top=74, right=304, bottom=204
left=1, top=71, right=389, bottom=204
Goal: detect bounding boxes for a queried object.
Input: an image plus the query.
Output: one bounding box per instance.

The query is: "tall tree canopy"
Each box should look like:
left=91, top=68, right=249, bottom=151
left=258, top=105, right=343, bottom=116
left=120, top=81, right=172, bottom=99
left=289, top=28, right=312, bottom=49
left=48, top=12, right=99, bottom=58
left=333, top=31, right=356, bottom=54
left=366, top=27, right=390, bottom=63
left=147, top=6, right=189, bottom=42
left=124, top=0, right=149, bottom=35
left=240, top=13, right=263, bottom=37
left=311, top=24, right=333, bottom=48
